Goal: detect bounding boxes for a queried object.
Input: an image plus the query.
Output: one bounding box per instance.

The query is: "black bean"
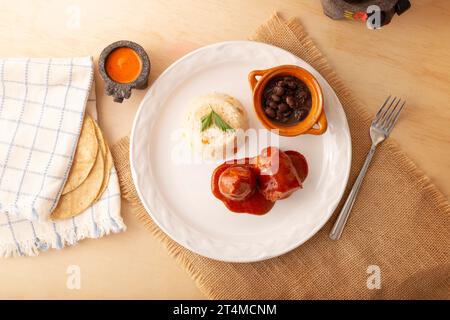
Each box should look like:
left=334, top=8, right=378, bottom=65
left=286, top=96, right=295, bottom=106
left=269, top=101, right=278, bottom=109
left=271, top=94, right=280, bottom=102
left=301, top=108, right=311, bottom=120
left=265, top=108, right=276, bottom=118
left=273, top=86, right=285, bottom=96
left=294, top=109, right=304, bottom=120
left=278, top=103, right=288, bottom=112
left=298, top=91, right=307, bottom=99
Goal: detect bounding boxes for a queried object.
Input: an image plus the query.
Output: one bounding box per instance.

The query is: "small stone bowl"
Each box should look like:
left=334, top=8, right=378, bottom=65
left=99, top=40, right=151, bottom=103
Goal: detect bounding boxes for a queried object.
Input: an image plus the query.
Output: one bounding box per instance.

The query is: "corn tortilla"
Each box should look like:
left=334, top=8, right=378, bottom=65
left=62, top=115, right=98, bottom=195
left=92, top=119, right=113, bottom=201
left=51, top=138, right=104, bottom=220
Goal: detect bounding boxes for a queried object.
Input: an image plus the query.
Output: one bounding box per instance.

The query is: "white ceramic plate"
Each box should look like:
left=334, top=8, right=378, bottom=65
left=130, top=41, right=351, bottom=262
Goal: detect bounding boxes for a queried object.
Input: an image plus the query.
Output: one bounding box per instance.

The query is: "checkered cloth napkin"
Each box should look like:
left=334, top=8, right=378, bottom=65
left=0, top=57, right=125, bottom=257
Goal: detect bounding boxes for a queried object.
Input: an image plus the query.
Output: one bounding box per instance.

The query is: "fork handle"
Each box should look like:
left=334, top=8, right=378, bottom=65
left=329, top=144, right=377, bottom=240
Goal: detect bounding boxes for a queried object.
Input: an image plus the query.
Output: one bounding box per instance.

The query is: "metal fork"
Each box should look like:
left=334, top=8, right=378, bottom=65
left=329, top=96, right=406, bottom=240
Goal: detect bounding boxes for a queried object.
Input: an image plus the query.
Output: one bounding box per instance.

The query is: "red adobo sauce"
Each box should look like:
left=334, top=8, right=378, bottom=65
left=211, top=147, right=308, bottom=215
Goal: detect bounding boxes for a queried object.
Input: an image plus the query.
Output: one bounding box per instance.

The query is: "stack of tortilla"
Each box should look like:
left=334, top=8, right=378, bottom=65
left=51, top=114, right=113, bottom=220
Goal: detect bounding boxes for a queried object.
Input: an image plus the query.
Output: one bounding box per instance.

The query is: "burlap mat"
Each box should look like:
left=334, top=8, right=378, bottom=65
left=111, top=14, right=450, bottom=299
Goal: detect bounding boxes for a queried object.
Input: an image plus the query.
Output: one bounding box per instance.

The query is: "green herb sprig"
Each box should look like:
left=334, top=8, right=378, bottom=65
left=201, top=106, right=234, bottom=132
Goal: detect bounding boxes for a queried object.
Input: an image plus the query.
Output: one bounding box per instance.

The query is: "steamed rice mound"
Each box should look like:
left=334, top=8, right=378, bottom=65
left=185, top=93, right=249, bottom=160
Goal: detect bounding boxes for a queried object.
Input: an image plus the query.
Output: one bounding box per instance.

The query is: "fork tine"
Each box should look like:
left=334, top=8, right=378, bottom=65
left=386, top=100, right=406, bottom=133
left=374, top=95, right=392, bottom=122
left=377, top=96, right=397, bottom=125
left=382, top=98, right=401, bottom=129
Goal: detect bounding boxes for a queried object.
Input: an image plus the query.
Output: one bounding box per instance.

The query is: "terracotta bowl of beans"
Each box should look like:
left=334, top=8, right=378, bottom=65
left=248, top=65, right=327, bottom=136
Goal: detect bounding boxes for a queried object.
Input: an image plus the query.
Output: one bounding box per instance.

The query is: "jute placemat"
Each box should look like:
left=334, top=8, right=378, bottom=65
left=111, top=14, right=450, bottom=299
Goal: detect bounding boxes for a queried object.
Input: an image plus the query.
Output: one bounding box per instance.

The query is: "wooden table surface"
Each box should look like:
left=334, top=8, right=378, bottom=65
left=0, top=0, right=449, bottom=299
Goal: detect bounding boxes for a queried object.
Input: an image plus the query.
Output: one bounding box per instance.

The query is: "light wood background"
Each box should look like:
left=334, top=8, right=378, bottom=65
left=0, top=0, right=448, bottom=299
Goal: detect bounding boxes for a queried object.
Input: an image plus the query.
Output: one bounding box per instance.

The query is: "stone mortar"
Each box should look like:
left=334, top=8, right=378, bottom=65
left=99, top=40, right=151, bottom=103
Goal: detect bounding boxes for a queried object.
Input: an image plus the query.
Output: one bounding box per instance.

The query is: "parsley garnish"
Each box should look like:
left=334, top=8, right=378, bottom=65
left=200, top=106, right=234, bottom=132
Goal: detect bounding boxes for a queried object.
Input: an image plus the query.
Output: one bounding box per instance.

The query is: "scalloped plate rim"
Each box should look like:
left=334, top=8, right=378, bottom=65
left=130, top=40, right=352, bottom=262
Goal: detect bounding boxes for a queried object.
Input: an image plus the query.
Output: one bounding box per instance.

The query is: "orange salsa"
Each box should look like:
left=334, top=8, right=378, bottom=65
left=105, top=47, right=142, bottom=83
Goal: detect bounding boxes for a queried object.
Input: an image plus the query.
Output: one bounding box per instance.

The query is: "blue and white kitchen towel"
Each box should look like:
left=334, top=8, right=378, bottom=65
left=0, top=57, right=125, bottom=257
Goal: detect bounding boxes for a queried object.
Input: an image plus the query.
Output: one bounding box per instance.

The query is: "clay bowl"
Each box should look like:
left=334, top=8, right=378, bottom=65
left=249, top=65, right=327, bottom=136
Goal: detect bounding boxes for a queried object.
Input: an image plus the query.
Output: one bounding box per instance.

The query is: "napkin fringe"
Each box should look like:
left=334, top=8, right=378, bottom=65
left=0, top=216, right=126, bottom=258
